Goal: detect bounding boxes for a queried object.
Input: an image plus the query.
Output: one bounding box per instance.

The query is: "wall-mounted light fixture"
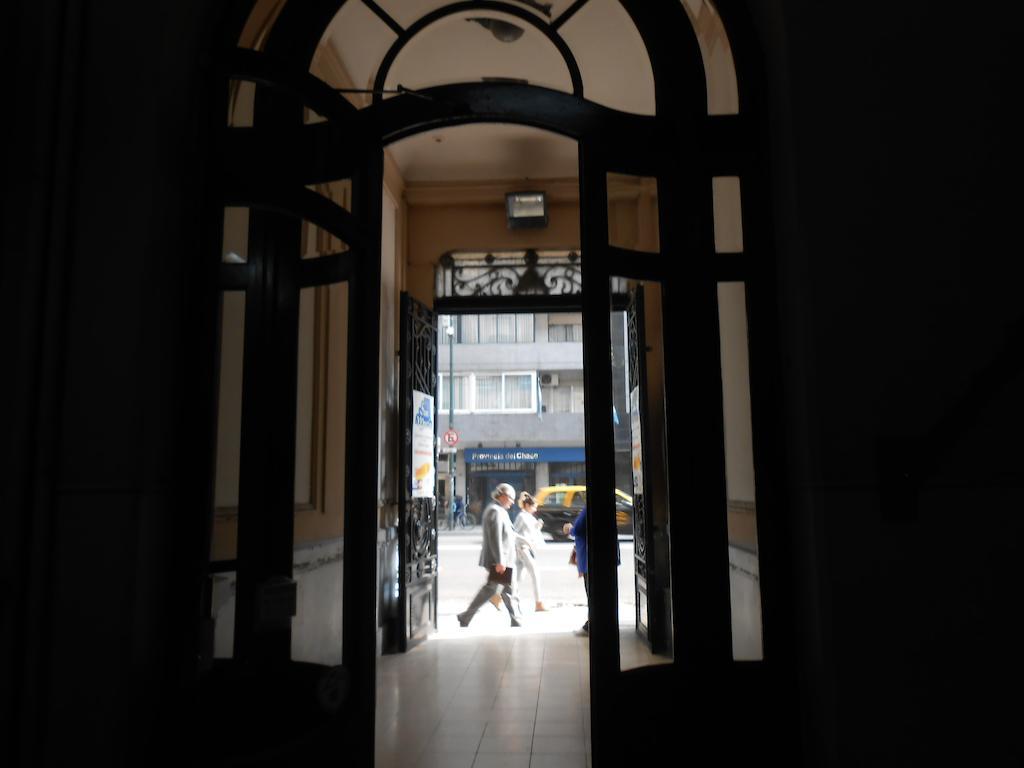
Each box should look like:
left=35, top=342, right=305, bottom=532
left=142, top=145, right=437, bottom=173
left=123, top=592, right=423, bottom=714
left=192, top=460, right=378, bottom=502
left=505, top=191, right=547, bottom=229
left=468, top=18, right=524, bottom=42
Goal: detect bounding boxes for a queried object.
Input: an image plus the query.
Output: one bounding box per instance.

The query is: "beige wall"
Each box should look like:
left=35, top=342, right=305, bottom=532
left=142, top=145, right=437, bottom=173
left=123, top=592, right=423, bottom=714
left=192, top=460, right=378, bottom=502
left=608, top=174, right=660, bottom=253
left=292, top=281, right=349, bottom=548
left=210, top=280, right=350, bottom=561
left=404, top=178, right=581, bottom=307
left=209, top=181, right=362, bottom=560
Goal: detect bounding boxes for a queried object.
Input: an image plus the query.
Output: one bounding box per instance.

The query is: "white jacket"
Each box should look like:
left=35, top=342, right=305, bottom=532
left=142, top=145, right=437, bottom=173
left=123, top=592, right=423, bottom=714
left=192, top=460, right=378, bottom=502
left=513, top=512, right=545, bottom=554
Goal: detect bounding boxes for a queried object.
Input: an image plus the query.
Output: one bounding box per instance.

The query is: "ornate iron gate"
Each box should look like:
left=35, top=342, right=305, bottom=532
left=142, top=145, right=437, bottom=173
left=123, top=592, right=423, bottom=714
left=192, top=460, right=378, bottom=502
left=398, top=293, right=439, bottom=651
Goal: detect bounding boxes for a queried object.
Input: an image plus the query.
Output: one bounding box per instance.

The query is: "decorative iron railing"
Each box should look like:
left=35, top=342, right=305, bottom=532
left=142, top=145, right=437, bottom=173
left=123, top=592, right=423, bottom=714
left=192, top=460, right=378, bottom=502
left=435, top=249, right=583, bottom=298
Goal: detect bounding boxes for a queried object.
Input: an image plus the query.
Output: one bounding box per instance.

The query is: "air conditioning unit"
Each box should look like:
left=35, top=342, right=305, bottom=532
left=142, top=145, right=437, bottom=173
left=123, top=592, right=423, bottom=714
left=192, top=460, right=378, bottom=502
left=539, top=373, right=559, bottom=386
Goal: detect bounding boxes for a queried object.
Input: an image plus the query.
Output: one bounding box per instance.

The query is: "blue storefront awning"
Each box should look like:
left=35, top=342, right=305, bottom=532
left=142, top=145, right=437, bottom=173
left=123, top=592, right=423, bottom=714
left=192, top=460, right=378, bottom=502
left=465, top=447, right=585, bottom=463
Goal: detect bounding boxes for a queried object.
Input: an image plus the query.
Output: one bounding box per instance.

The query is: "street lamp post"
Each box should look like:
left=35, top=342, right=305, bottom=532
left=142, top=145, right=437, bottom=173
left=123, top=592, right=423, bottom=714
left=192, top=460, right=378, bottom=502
left=446, top=320, right=455, bottom=528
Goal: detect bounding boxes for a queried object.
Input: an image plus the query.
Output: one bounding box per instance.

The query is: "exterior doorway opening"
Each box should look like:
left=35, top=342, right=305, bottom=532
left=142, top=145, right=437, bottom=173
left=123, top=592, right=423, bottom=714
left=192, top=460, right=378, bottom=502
left=434, top=308, right=591, bottom=635
left=215, top=2, right=776, bottom=764
left=377, top=122, right=602, bottom=766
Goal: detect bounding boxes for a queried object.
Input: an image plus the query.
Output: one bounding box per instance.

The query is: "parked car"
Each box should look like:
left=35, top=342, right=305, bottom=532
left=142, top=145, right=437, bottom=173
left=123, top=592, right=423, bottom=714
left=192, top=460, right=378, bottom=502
left=533, top=485, right=634, bottom=540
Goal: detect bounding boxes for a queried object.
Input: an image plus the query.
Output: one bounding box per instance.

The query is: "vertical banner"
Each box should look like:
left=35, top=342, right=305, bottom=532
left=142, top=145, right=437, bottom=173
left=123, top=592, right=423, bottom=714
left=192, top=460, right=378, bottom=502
left=411, top=390, right=435, bottom=498
left=630, top=386, right=644, bottom=496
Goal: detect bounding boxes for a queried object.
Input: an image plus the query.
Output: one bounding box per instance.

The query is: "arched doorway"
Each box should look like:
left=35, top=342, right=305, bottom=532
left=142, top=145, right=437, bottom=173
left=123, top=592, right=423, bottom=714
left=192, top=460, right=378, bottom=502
left=208, top=1, right=785, bottom=763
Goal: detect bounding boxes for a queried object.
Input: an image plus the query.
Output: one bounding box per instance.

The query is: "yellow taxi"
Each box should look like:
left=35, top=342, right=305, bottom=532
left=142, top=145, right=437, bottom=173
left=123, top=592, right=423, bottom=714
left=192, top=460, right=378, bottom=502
left=532, top=485, right=634, bottom=539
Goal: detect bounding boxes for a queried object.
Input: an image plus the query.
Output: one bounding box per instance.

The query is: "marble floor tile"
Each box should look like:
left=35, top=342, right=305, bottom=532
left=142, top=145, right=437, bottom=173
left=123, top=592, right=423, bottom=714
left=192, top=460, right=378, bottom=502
left=477, top=732, right=535, bottom=753
left=472, top=754, right=532, bottom=768
left=489, top=705, right=538, bottom=720
left=492, top=690, right=539, bottom=704
left=530, top=735, right=587, bottom=754
left=416, top=753, right=476, bottom=768
left=423, top=733, right=485, bottom=754
left=442, top=709, right=493, bottom=725
left=532, top=720, right=584, bottom=737
left=535, top=707, right=581, bottom=722
left=434, top=720, right=488, bottom=738
left=377, top=615, right=595, bottom=768
left=529, top=754, right=587, bottom=768
left=484, top=720, right=536, bottom=736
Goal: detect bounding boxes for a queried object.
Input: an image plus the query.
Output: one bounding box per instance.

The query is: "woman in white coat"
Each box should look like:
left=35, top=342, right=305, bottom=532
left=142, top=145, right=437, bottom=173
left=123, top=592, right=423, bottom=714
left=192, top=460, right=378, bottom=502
left=514, top=491, right=547, bottom=612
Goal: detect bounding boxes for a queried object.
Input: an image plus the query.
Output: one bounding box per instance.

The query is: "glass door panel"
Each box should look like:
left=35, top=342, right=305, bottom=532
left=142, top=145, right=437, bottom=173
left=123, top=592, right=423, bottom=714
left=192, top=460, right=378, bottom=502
left=291, top=284, right=349, bottom=666
left=210, top=290, right=246, bottom=659
left=717, top=282, right=764, bottom=660
left=611, top=277, right=674, bottom=671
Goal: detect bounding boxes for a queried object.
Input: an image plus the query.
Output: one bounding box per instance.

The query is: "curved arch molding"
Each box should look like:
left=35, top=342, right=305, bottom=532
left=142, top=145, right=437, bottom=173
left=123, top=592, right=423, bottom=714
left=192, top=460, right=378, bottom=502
left=250, top=1, right=719, bottom=118
left=225, top=82, right=669, bottom=184
left=222, top=182, right=365, bottom=251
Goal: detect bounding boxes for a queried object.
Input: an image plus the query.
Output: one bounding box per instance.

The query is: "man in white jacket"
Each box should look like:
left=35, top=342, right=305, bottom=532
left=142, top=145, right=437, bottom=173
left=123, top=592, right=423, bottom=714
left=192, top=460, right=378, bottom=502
left=457, top=482, right=524, bottom=627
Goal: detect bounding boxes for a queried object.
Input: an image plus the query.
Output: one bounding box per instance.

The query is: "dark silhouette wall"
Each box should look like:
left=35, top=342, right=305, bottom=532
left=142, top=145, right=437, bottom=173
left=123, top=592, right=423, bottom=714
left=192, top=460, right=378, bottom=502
left=1, top=1, right=1019, bottom=765
left=1, top=2, right=226, bottom=763
left=747, top=2, right=1021, bottom=764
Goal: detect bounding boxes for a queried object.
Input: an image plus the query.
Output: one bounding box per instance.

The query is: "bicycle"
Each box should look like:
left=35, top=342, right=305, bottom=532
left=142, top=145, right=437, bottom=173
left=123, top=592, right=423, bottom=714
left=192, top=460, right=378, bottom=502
left=449, top=511, right=476, bottom=531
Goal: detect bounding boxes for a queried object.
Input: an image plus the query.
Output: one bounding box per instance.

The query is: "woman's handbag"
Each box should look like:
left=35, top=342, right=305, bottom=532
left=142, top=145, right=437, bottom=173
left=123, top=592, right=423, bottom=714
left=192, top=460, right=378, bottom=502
left=569, top=549, right=577, bottom=566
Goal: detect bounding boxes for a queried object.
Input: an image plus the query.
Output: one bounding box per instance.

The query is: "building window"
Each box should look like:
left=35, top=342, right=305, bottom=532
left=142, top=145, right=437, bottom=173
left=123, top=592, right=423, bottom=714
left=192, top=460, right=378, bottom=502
left=548, top=312, right=583, bottom=342
left=438, top=374, right=470, bottom=411
left=439, top=314, right=535, bottom=344
left=541, top=383, right=585, bottom=414
left=479, top=314, right=498, bottom=343
left=516, top=314, right=535, bottom=343
left=549, top=462, right=586, bottom=485
left=499, top=315, right=516, bottom=343
left=571, top=385, right=585, bottom=414
left=504, top=374, right=533, bottom=409
left=475, top=375, right=502, bottom=409
left=543, top=385, right=570, bottom=413
left=459, top=314, right=479, bottom=343
left=438, top=371, right=538, bottom=413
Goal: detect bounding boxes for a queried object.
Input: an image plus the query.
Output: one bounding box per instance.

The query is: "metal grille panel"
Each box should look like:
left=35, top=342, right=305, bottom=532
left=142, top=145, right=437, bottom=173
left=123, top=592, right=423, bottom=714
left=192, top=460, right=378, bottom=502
left=399, top=294, right=439, bottom=649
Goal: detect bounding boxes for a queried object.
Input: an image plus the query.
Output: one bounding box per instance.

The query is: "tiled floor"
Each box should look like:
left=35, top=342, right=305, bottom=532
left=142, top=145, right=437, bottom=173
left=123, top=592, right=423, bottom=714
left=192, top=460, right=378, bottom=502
left=376, top=584, right=673, bottom=768
left=375, top=607, right=593, bottom=768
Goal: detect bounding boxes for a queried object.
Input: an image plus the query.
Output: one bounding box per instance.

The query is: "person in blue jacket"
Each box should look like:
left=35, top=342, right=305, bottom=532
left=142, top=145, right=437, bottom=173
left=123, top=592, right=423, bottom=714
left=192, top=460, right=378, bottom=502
left=564, top=507, right=590, bottom=635
left=452, top=495, right=465, bottom=527
left=563, top=506, right=620, bottom=636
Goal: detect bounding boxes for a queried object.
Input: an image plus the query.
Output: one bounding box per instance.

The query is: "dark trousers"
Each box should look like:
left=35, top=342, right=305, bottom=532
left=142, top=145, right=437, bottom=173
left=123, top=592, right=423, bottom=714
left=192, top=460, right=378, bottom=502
left=463, top=575, right=522, bottom=622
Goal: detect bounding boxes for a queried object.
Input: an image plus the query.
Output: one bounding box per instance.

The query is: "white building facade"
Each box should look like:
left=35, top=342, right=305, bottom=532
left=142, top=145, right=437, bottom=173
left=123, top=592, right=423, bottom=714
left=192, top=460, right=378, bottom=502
left=436, top=312, right=586, bottom=516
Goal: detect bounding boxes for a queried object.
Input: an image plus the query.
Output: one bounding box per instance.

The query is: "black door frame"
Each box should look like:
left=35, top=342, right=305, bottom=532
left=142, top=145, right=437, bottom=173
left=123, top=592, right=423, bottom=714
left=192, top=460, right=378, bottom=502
left=212, top=0, right=793, bottom=763
left=211, top=47, right=384, bottom=763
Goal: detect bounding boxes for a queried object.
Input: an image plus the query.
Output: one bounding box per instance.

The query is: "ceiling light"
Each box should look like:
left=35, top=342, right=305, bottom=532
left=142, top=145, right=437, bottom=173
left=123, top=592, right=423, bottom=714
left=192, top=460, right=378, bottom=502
left=467, top=18, right=524, bottom=43
left=506, top=191, right=548, bottom=229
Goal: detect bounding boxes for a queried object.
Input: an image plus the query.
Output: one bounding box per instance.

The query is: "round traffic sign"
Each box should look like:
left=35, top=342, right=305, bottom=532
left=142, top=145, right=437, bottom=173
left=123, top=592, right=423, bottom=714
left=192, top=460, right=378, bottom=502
left=442, top=428, right=459, bottom=447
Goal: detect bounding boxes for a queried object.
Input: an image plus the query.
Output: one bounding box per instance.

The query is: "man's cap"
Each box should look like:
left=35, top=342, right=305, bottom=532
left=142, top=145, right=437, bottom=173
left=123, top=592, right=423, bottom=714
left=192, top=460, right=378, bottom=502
left=491, top=482, right=516, bottom=500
